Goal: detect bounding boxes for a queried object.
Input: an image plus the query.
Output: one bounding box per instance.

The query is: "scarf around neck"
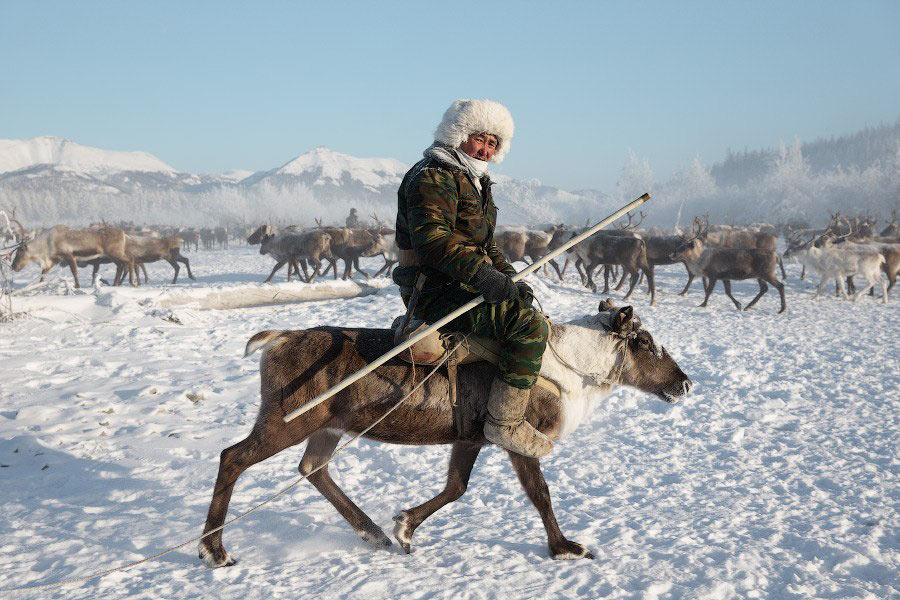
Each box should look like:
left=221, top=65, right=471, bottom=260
left=424, top=143, right=489, bottom=191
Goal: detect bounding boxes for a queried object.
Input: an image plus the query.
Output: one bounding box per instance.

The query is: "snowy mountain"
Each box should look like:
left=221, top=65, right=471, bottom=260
left=0, top=136, right=176, bottom=176
left=0, top=138, right=609, bottom=227
left=0, top=136, right=230, bottom=197
left=1, top=122, right=898, bottom=228
left=238, top=146, right=410, bottom=207
left=247, top=146, right=407, bottom=190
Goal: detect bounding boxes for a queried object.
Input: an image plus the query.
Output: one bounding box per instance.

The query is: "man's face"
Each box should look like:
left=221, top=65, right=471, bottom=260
left=458, top=133, right=498, bottom=162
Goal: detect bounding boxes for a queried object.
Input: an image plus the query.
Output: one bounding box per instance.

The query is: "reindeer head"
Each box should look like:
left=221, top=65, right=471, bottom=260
left=783, top=232, right=813, bottom=259
left=596, top=299, right=692, bottom=403
left=361, top=229, right=390, bottom=257
left=258, top=226, right=279, bottom=255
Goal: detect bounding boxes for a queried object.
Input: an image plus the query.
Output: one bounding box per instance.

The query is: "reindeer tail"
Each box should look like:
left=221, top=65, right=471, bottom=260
left=244, top=330, right=287, bottom=358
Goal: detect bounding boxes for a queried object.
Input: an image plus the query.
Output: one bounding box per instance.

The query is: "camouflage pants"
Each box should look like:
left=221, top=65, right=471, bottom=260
left=403, top=284, right=549, bottom=389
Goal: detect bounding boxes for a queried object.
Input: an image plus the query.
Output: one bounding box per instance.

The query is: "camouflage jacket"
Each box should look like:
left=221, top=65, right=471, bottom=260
left=393, top=147, right=516, bottom=293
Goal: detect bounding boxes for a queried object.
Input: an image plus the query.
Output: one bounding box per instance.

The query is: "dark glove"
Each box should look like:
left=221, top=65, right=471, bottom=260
left=470, top=263, right=519, bottom=304
left=516, top=280, right=534, bottom=306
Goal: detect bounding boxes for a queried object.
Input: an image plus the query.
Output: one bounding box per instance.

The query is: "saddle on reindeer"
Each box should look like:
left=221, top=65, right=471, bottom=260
left=390, top=312, right=562, bottom=441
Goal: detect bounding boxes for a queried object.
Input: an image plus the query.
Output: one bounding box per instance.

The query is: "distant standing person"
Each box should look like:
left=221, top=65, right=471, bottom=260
left=346, top=208, right=360, bottom=229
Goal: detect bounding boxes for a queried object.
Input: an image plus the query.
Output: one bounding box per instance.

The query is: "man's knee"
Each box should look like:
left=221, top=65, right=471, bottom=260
left=512, top=303, right=549, bottom=345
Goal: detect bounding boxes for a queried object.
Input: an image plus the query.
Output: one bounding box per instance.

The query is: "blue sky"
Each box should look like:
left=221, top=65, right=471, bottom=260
left=1, top=1, right=898, bottom=191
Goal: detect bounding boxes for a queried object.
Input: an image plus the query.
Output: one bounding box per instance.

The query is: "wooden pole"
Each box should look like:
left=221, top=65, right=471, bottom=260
left=283, top=192, right=651, bottom=423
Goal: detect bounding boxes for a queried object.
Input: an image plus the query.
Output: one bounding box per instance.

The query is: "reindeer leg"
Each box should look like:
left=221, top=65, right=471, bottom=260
left=306, top=260, right=321, bottom=284
left=644, top=266, right=656, bottom=306
left=744, top=278, right=768, bottom=311
left=373, top=261, right=389, bottom=278
left=140, top=263, right=149, bottom=284
left=174, top=251, right=195, bottom=281
left=761, top=275, right=787, bottom=313
left=836, top=277, right=849, bottom=300
left=679, top=264, right=695, bottom=296
left=722, top=280, right=742, bottom=310
left=575, top=258, right=585, bottom=285
left=814, top=275, right=829, bottom=299
left=264, top=260, right=286, bottom=283
left=91, top=263, right=101, bottom=286
left=853, top=275, right=876, bottom=302
left=199, top=419, right=323, bottom=568
left=586, top=262, right=598, bottom=293
left=354, top=257, right=369, bottom=279
left=507, top=452, right=594, bottom=560
left=777, top=255, right=786, bottom=279
left=602, top=265, right=612, bottom=293
left=393, top=442, right=481, bottom=554
left=800, top=264, right=806, bottom=281
left=550, top=259, right=564, bottom=282
left=299, top=429, right=392, bottom=548
left=167, top=258, right=180, bottom=284
left=613, top=269, right=628, bottom=290
left=621, top=270, right=639, bottom=301
left=64, top=254, right=81, bottom=288
left=700, top=277, right=717, bottom=307
left=299, top=259, right=311, bottom=282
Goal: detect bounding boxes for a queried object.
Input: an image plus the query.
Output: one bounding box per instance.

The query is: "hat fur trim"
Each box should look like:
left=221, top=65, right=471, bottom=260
left=434, top=99, right=514, bottom=163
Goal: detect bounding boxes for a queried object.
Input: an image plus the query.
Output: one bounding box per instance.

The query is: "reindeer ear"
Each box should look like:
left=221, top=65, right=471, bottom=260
left=612, top=306, right=633, bottom=332
left=598, top=298, right=616, bottom=312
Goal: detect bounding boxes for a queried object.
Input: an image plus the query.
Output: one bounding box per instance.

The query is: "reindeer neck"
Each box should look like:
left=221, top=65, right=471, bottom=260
left=541, top=319, right=625, bottom=439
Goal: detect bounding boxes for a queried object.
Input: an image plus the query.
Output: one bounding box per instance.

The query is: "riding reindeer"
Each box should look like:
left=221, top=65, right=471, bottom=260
left=198, top=300, right=692, bottom=567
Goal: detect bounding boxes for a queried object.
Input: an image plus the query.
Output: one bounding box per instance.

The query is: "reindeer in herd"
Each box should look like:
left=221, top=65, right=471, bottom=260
left=5, top=209, right=897, bottom=308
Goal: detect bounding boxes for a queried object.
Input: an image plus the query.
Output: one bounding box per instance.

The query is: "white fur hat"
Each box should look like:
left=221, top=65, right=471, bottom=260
left=434, top=99, right=515, bottom=163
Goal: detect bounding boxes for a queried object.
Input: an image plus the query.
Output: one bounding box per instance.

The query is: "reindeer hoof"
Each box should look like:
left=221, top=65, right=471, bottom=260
left=393, top=512, right=413, bottom=554
left=359, top=527, right=393, bottom=548
left=198, top=542, right=237, bottom=568
left=550, top=540, right=595, bottom=560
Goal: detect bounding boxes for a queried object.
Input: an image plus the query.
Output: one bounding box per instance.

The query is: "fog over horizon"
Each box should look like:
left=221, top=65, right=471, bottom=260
left=2, top=119, right=898, bottom=231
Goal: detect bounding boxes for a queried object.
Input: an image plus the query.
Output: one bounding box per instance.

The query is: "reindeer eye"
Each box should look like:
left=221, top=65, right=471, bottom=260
left=637, top=337, right=651, bottom=351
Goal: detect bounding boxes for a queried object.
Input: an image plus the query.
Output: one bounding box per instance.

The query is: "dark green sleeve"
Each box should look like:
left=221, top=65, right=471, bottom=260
left=407, top=168, right=487, bottom=283
left=485, top=240, right=517, bottom=276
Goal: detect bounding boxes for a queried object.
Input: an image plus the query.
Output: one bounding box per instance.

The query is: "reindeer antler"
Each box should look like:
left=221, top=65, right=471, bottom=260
left=836, top=216, right=854, bottom=241
left=616, top=210, right=644, bottom=230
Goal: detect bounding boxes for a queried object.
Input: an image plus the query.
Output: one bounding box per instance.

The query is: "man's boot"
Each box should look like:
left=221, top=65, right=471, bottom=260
left=483, top=377, right=553, bottom=458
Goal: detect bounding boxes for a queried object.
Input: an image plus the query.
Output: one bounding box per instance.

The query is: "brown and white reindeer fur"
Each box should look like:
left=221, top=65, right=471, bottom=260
left=259, top=230, right=333, bottom=283
left=75, top=234, right=195, bottom=285
left=198, top=301, right=691, bottom=567
left=672, top=236, right=787, bottom=313
left=321, top=227, right=379, bottom=280
left=11, top=225, right=136, bottom=287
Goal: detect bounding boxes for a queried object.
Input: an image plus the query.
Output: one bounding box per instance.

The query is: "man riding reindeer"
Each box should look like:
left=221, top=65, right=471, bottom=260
left=393, top=99, right=552, bottom=458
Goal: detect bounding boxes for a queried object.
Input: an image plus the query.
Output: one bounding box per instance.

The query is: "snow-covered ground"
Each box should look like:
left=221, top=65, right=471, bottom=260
left=0, top=245, right=896, bottom=599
